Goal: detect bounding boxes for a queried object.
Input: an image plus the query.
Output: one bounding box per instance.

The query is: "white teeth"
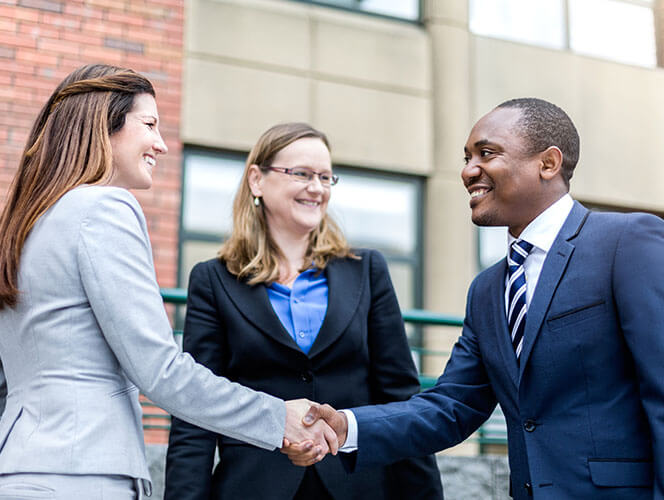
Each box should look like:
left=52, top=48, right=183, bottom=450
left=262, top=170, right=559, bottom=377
left=143, top=156, right=155, bottom=167
left=470, top=188, right=488, bottom=199
left=298, top=200, right=319, bottom=207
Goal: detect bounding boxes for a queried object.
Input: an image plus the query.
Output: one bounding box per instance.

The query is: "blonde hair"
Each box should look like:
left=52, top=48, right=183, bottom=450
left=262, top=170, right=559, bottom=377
left=219, top=122, right=356, bottom=285
left=0, top=64, right=155, bottom=309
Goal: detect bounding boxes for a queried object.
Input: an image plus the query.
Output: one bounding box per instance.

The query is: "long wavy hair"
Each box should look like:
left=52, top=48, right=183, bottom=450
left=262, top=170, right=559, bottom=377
left=0, top=63, right=155, bottom=309
left=219, top=122, right=356, bottom=285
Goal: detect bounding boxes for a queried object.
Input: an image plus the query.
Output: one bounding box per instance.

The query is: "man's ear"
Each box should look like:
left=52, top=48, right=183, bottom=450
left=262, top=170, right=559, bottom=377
left=539, top=146, right=563, bottom=181
left=248, top=164, right=263, bottom=197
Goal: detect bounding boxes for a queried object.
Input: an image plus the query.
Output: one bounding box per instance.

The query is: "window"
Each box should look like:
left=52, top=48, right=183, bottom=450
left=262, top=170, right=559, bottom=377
left=179, top=149, right=424, bottom=312
left=292, top=0, right=420, bottom=21
left=478, top=225, right=508, bottom=271
left=470, top=0, right=656, bottom=67
left=469, top=0, right=566, bottom=50
left=568, top=0, right=655, bottom=67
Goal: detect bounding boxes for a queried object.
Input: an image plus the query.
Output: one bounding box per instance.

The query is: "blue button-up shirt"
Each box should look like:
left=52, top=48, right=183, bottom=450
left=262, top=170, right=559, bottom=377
left=267, top=268, right=328, bottom=354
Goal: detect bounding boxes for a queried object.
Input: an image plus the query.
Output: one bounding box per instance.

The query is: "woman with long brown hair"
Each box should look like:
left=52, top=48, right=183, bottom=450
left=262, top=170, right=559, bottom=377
left=165, top=122, right=443, bottom=499
left=0, top=65, right=334, bottom=499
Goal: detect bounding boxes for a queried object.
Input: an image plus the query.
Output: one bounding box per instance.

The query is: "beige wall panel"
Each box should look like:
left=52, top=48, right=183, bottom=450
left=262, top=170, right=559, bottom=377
left=186, top=0, right=310, bottom=71
left=182, top=58, right=310, bottom=151
left=472, top=36, right=664, bottom=212
left=313, top=13, right=430, bottom=91
left=314, top=81, right=432, bottom=174
left=425, top=176, right=476, bottom=316
left=430, top=24, right=472, bottom=176
left=423, top=0, right=468, bottom=25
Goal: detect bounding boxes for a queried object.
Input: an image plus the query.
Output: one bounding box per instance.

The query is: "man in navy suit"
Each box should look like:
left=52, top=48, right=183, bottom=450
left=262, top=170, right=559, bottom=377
left=287, top=98, right=664, bottom=499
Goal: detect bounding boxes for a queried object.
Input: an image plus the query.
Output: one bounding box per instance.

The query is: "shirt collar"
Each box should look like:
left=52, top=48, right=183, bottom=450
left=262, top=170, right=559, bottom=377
left=507, top=193, right=574, bottom=253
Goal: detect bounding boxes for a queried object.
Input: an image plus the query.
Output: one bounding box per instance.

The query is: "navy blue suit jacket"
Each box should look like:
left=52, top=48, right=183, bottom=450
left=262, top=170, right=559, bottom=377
left=349, top=202, right=664, bottom=499
left=165, top=249, right=443, bottom=500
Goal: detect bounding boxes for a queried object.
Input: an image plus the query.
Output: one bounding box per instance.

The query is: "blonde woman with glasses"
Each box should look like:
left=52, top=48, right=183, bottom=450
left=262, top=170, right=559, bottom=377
left=165, top=123, right=443, bottom=500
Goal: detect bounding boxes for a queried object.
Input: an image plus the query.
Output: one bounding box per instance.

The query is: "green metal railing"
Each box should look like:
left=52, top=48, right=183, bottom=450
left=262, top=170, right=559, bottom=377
left=142, top=288, right=508, bottom=451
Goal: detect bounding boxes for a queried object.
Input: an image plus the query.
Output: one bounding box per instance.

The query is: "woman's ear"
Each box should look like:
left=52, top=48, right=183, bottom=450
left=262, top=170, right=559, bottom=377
left=539, top=146, right=563, bottom=181
left=247, top=164, right=263, bottom=197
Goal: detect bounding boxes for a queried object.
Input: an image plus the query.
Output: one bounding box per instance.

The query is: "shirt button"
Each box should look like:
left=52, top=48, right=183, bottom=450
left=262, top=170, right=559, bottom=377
left=523, top=419, right=536, bottom=432
left=298, top=331, right=305, bottom=338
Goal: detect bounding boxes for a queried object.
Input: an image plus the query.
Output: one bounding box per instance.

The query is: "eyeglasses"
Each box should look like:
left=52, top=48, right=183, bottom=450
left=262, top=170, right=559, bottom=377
left=261, top=166, right=339, bottom=186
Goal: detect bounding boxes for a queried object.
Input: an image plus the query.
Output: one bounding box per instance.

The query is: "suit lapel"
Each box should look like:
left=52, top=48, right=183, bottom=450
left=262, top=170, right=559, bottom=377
left=213, top=263, right=300, bottom=352
left=489, top=260, right=520, bottom=388
left=518, top=202, right=589, bottom=382
left=307, top=256, right=364, bottom=358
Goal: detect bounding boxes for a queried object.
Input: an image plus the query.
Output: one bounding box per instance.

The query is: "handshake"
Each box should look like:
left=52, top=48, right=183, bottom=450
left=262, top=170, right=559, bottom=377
left=281, top=399, right=349, bottom=466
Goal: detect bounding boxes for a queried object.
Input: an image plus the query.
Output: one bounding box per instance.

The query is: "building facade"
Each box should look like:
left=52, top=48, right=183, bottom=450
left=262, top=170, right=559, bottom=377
left=2, top=0, right=664, bottom=460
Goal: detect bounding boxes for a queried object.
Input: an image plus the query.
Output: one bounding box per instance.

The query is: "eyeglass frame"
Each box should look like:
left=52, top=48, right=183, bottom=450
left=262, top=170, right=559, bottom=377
left=260, top=165, right=339, bottom=186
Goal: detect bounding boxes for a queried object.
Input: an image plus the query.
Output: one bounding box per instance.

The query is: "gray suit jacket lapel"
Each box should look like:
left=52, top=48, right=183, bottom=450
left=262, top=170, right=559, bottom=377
left=518, top=202, right=589, bottom=382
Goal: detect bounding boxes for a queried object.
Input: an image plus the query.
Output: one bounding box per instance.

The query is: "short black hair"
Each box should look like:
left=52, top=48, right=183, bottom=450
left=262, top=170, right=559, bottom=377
left=497, top=98, right=580, bottom=187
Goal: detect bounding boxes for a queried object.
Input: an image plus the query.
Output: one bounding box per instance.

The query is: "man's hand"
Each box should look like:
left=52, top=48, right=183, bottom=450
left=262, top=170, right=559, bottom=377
left=282, top=399, right=338, bottom=466
left=281, top=403, right=348, bottom=466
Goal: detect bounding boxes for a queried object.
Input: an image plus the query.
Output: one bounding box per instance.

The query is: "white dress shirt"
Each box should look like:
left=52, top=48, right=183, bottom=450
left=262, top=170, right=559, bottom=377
left=340, top=194, right=575, bottom=452
left=505, top=193, right=574, bottom=313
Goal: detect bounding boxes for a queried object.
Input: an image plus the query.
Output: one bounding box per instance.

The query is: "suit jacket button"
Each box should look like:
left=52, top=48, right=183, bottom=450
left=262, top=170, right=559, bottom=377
left=300, top=371, right=313, bottom=383
left=523, top=419, right=536, bottom=432
left=524, top=482, right=533, bottom=495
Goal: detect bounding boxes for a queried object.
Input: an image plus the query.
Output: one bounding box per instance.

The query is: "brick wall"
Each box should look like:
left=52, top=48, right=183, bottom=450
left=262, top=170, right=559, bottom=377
left=0, top=0, right=183, bottom=287
left=0, top=0, right=184, bottom=443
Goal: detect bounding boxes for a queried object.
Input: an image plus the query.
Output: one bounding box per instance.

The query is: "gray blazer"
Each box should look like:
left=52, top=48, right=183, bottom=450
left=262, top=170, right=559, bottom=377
left=0, top=185, right=285, bottom=484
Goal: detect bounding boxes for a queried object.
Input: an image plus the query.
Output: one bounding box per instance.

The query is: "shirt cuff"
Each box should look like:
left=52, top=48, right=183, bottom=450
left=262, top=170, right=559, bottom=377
left=338, top=409, right=358, bottom=452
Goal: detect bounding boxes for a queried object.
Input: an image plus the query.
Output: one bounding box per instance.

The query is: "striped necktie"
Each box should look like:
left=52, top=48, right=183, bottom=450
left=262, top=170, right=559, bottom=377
left=507, top=239, right=533, bottom=361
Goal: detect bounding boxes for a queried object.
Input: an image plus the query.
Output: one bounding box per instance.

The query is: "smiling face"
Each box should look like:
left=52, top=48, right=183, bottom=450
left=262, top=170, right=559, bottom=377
left=109, top=93, right=167, bottom=190
left=249, top=137, right=332, bottom=240
left=462, top=106, right=551, bottom=237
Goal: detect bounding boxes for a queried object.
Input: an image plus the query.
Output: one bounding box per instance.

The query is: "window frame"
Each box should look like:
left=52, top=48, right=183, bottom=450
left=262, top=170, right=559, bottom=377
left=286, top=0, right=423, bottom=24
left=178, top=148, right=426, bottom=312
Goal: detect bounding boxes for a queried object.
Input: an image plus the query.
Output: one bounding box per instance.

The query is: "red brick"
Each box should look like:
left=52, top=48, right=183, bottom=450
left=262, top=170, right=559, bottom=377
left=0, top=31, right=37, bottom=48
left=37, top=37, right=80, bottom=54
left=63, top=2, right=103, bottom=19
left=15, top=48, right=59, bottom=65
left=106, top=10, right=145, bottom=27
left=60, top=30, right=102, bottom=46
left=0, top=58, right=35, bottom=76
left=18, top=0, right=62, bottom=13
left=40, top=12, right=80, bottom=29
left=1, top=6, right=40, bottom=22
left=18, top=20, right=60, bottom=38
left=86, top=0, right=126, bottom=10
left=126, top=2, right=169, bottom=18
left=0, top=17, right=16, bottom=32
left=0, top=46, right=15, bottom=58
left=83, top=19, right=122, bottom=36
left=80, top=44, right=123, bottom=64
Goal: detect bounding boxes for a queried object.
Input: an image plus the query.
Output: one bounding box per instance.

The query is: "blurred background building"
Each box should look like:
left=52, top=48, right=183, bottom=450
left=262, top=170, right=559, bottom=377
left=1, top=0, right=663, bottom=494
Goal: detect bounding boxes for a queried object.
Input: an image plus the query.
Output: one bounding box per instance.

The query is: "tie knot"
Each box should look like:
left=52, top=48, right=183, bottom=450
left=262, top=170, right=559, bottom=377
left=509, top=239, right=533, bottom=268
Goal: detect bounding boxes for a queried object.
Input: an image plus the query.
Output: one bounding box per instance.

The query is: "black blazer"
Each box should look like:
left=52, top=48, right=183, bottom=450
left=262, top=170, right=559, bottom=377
left=165, top=249, right=443, bottom=499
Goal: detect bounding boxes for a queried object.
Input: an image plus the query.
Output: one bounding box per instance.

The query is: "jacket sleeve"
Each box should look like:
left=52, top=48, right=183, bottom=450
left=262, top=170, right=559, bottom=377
left=365, top=250, right=444, bottom=499
left=613, top=213, right=664, bottom=498
left=165, top=262, right=223, bottom=500
left=76, top=188, right=285, bottom=450
left=351, top=274, right=497, bottom=471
